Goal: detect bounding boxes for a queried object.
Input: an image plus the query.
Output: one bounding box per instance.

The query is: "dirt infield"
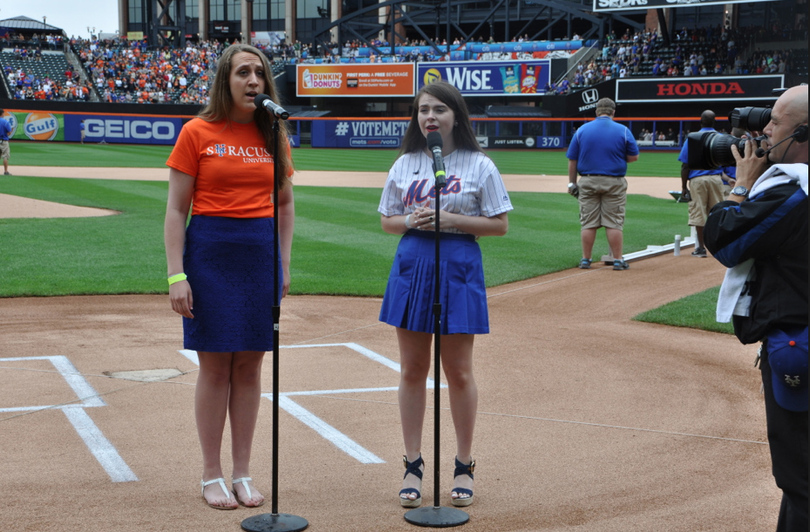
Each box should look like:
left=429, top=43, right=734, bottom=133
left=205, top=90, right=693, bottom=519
left=0, top=167, right=781, bottom=532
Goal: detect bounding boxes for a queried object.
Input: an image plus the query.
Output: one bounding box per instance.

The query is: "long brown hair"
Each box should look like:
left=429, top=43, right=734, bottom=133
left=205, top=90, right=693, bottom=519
left=199, top=44, right=293, bottom=189
left=399, top=81, right=483, bottom=156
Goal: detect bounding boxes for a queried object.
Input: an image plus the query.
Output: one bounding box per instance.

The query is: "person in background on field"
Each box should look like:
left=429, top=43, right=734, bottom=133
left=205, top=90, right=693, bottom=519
left=80, top=120, right=86, bottom=144
left=164, top=44, right=294, bottom=511
left=566, top=97, right=639, bottom=270
left=704, top=85, right=808, bottom=532
left=0, top=109, right=12, bottom=175
left=378, top=81, right=513, bottom=509
left=677, top=110, right=725, bottom=257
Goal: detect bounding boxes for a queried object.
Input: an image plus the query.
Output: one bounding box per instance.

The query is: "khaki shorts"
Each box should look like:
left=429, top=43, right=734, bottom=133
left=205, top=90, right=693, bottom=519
left=0, top=140, right=9, bottom=160
left=578, top=175, right=628, bottom=230
left=687, top=174, right=725, bottom=227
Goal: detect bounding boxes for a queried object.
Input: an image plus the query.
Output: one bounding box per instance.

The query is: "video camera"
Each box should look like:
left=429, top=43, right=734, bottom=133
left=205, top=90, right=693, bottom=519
left=686, top=106, right=771, bottom=169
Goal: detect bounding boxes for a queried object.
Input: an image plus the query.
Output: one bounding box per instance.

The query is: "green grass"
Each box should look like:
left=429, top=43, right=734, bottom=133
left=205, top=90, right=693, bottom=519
left=0, top=176, right=687, bottom=297
left=13, top=142, right=684, bottom=177
left=3, top=143, right=727, bottom=335
left=634, top=286, right=735, bottom=335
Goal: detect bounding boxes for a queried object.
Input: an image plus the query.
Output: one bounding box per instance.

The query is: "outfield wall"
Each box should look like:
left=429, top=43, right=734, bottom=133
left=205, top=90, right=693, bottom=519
left=1, top=107, right=731, bottom=151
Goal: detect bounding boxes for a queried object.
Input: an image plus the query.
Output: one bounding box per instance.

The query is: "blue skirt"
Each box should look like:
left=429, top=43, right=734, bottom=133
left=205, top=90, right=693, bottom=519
left=182, top=215, right=281, bottom=352
left=379, top=230, right=489, bottom=335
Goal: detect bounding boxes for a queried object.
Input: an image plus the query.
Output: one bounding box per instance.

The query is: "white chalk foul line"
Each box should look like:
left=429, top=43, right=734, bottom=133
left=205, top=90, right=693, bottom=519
left=0, top=356, right=138, bottom=482
left=268, top=395, right=384, bottom=464
left=62, top=407, right=139, bottom=482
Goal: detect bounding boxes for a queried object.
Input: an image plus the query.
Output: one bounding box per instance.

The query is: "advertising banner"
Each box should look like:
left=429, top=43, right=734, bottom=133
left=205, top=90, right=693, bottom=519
left=251, top=31, right=285, bottom=47
left=483, top=136, right=565, bottom=149
left=416, top=61, right=550, bottom=96
left=296, top=64, right=415, bottom=97
left=4, top=112, right=185, bottom=145
left=64, top=114, right=185, bottom=145
left=311, top=119, right=410, bottom=148
left=8, top=111, right=64, bottom=142
left=593, top=0, right=779, bottom=12
left=615, top=75, right=784, bottom=103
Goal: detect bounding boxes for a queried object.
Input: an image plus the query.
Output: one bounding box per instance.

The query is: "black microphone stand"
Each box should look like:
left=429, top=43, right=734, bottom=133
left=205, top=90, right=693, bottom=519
left=241, top=112, right=308, bottom=532
left=404, top=152, right=469, bottom=528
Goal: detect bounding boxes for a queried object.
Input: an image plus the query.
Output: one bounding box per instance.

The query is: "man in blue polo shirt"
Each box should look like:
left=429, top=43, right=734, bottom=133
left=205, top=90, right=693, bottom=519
left=0, top=109, right=12, bottom=176
left=678, top=110, right=725, bottom=257
left=567, top=98, right=640, bottom=270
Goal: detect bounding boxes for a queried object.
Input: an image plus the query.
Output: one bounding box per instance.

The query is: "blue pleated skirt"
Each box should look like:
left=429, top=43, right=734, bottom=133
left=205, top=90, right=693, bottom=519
left=182, top=215, right=281, bottom=352
left=379, top=230, right=489, bottom=335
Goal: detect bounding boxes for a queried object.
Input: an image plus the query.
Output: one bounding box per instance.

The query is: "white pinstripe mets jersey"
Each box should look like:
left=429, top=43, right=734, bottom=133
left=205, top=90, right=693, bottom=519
left=378, top=150, right=513, bottom=234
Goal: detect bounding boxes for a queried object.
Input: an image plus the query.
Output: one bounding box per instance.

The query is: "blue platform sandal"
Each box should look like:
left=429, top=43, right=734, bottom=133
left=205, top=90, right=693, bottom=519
left=451, top=456, right=475, bottom=507
left=399, top=454, right=424, bottom=508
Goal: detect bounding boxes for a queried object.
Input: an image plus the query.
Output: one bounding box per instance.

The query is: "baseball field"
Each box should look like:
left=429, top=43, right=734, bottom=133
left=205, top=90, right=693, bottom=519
left=0, top=145, right=778, bottom=531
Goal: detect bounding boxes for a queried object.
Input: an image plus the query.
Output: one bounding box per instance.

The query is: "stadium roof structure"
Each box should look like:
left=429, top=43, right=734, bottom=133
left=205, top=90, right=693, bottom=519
left=0, top=16, right=64, bottom=33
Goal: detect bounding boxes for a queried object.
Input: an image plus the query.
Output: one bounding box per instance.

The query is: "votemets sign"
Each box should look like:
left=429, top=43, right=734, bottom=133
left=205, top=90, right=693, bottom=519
left=311, top=119, right=410, bottom=148
left=296, top=64, right=415, bottom=97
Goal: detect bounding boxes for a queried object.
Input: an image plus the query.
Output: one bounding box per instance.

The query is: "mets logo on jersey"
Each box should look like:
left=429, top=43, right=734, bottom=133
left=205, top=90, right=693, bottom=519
left=214, top=144, right=227, bottom=157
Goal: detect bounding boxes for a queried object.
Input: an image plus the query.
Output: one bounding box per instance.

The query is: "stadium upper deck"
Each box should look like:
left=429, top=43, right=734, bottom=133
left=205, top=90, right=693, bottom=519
left=0, top=20, right=805, bottom=108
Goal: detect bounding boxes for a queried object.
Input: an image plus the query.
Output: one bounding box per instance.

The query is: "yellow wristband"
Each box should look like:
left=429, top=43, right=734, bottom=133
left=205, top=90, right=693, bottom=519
left=168, top=273, right=187, bottom=285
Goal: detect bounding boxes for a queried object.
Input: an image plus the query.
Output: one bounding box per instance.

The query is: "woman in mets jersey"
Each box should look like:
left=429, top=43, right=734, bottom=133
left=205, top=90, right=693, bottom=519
left=378, top=81, right=513, bottom=508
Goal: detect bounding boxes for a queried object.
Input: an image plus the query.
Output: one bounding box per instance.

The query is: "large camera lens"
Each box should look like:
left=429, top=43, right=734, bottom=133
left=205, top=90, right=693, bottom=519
left=687, top=131, right=747, bottom=169
left=729, top=107, right=772, bottom=132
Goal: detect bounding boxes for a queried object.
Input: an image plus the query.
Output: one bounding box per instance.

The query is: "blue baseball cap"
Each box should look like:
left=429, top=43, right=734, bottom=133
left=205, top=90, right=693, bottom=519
left=768, top=328, right=808, bottom=412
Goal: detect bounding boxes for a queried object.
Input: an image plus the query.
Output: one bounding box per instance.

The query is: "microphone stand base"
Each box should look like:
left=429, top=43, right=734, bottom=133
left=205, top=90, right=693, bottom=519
left=241, top=513, right=309, bottom=532
left=404, top=506, right=469, bottom=528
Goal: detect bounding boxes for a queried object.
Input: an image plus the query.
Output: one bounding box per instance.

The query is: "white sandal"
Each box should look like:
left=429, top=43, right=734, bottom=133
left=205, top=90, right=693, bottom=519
left=233, top=477, right=265, bottom=507
left=200, top=477, right=237, bottom=510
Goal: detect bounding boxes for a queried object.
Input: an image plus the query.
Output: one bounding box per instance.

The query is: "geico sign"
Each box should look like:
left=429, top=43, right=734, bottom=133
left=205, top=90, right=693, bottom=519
left=85, top=119, right=176, bottom=140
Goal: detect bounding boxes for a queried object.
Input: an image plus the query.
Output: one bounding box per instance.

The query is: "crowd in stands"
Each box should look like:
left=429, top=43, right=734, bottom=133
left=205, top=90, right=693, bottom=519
left=0, top=18, right=805, bottom=104
left=4, top=66, right=93, bottom=101
left=1, top=31, right=67, bottom=50
left=558, top=21, right=803, bottom=94
left=76, top=37, right=222, bottom=104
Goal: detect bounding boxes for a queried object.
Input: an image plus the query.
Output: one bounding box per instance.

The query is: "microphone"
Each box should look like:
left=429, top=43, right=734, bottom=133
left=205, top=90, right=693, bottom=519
left=754, top=129, right=805, bottom=157
left=426, top=131, right=446, bottom=187
left=254, top=94, right=289, bottom=120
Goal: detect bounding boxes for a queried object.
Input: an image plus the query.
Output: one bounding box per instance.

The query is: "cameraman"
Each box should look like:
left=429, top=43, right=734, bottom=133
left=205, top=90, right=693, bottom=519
left=678, top=110, right=725, bottom=257
left=704, top=85, right=808, bottom=532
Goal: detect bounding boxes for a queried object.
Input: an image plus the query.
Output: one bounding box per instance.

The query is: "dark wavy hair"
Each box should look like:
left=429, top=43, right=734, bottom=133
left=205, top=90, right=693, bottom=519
left=399, top=81, right=484, bottom=156
left=199, top=44, right=292, bottom=189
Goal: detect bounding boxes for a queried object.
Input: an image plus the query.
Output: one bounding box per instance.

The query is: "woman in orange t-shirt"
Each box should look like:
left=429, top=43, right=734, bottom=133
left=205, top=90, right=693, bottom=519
left=164, top=44, right=294, bottom=511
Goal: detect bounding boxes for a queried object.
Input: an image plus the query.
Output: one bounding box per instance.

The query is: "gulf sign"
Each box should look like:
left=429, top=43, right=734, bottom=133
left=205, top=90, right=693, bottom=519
left=5, top=111, right=63, bottom=141
left=416, top=61, right=550, bottom=96
left=23, top=112, right=60, bottom=141
left=296, top=64, right=415, bottom=97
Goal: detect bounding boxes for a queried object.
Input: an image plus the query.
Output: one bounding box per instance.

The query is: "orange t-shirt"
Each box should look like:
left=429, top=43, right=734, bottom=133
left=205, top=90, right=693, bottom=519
left=167, top=118, right=289, bottom=218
